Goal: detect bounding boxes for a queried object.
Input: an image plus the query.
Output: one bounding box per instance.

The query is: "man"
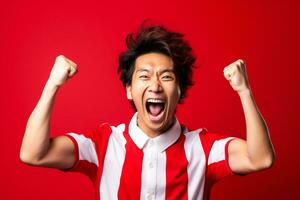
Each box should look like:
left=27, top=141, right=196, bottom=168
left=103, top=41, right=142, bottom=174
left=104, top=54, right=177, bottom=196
left=20, top=24, right=275, bottom=200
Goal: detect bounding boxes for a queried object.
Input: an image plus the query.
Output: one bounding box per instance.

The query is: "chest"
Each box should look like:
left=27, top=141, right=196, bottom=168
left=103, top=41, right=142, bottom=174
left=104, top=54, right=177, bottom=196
left=100, top=134, right=207, bottom=199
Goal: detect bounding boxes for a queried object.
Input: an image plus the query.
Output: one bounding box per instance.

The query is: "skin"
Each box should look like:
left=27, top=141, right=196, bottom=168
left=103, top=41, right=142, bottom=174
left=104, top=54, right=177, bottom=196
left=126, top=53, right=180, bottom=138
left=20, top=54, right=275, bottom=174
left=19, top=55, right=77, bottom=169
left=223, top=60, right=275, bottom=174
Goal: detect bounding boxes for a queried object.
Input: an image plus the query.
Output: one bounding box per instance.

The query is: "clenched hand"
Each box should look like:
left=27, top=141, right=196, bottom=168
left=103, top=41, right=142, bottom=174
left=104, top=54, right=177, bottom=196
left=48, top=55, right=78, bottom=87
left=223, top=59, right=250, bottom=94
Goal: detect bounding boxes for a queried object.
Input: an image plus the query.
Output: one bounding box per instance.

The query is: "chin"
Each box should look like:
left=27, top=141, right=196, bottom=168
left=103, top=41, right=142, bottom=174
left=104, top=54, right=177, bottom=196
left=148, top=115, right=174, bottom=133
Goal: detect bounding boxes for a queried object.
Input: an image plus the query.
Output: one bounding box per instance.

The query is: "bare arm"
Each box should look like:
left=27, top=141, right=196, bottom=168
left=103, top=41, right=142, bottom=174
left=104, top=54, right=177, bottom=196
left=223, top=60, right=275, bottom=174
left=20, top=55, right=78, bottom=169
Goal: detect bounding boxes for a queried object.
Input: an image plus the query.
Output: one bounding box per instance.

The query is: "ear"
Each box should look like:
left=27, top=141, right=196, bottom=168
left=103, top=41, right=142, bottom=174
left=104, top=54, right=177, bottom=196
left=177, top=86, right=181, bottom=99
left=126, top=85, right=133, bottom=100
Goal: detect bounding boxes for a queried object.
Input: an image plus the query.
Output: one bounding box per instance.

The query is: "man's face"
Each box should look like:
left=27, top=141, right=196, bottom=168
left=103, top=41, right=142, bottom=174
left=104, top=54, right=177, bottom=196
left=126, top=53, right=181, bottom=137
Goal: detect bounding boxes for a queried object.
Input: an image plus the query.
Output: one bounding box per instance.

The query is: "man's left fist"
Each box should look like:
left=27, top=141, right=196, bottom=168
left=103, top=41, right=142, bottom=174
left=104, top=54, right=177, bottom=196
left=223, top=59, right=250, bottom=93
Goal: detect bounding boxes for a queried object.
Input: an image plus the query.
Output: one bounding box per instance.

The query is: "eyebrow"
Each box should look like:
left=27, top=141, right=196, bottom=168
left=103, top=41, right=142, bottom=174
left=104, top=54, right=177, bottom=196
left=136, top=68, right=150, bottom=73
left=136, top=68, right=175, bottom=75
left=160, top=69, right=175, bottom=74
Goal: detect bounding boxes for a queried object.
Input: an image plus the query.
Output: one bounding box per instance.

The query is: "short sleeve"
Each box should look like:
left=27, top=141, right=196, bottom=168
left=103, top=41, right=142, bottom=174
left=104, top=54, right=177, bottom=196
left=63, top=123, right=112, bottom=180
left=199, top=130, right=236, bottom=184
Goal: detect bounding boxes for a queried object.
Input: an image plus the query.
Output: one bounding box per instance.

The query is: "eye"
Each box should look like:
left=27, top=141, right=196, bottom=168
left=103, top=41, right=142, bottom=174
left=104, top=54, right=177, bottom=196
left=162, top=75, right=174, bottom=81
left=139, top=75, right=149, bottom=79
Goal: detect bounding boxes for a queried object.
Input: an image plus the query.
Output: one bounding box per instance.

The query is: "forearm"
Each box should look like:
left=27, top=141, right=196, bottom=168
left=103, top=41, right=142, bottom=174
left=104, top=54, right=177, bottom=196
left=239, top=89, right=275, bottom=167
left=20, top=80, right=59, bottom=163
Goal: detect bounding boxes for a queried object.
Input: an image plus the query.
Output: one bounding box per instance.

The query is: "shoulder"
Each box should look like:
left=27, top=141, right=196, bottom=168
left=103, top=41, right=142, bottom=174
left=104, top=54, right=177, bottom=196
left=84, top=122, right=113, bottom=141
left=183, top=126, right=234, bottom=155
left=183, top=127, right=204, bottom=143
left=109, top=123, right=127, bottom=145
left=71, top=122, right=127, bottom=145
left=183, top=125, right=233, bottom=141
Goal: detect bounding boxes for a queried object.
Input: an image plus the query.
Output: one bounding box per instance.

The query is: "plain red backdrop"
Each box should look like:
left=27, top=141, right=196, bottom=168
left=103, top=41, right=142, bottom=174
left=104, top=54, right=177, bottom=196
left=1, top=0, right=299, bottom=199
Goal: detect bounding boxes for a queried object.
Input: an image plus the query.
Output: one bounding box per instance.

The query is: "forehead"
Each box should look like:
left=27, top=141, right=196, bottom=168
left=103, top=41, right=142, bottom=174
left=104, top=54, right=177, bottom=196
left=134, top=53, right=174, bottom=72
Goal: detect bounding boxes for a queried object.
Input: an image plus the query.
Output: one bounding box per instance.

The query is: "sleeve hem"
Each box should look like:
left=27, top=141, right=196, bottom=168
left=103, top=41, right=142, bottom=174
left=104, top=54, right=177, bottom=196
left=60, top=134, right=79, bottom=171
left=225, top=138, right=247, bottom=176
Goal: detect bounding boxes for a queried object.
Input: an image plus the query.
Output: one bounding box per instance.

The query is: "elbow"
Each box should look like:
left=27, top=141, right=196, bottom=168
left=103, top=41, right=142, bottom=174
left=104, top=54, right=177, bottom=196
left=250, top=153, right=275, bottom=172
left=19, top=150, right=33, bottom=165
left=267, top=152, right=276, bottom=168
left=259, top=156, right=275, bottom=170
left=19, top=149, right=40, bottom=166
left=262, top=149, right=276, bottom=170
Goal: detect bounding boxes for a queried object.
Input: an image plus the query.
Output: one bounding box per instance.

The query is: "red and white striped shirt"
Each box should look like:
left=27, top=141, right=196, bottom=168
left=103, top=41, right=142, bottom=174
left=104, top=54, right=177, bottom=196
left=65, top=113, right=235, bottom=200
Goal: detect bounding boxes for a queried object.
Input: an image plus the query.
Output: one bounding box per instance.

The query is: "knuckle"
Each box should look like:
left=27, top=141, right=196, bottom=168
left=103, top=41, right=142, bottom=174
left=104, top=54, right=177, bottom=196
left=56, top=55, right=64, bottom=60
left=237, top=59, right=244, bottom=66
left=71, top=63, right=77, bottom=68
left=233, top=64, right=239, bottom=70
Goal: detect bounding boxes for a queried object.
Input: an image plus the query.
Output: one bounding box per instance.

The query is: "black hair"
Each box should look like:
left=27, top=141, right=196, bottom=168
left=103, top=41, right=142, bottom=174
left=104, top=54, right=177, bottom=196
left=118, top=23, right=196, bottom=105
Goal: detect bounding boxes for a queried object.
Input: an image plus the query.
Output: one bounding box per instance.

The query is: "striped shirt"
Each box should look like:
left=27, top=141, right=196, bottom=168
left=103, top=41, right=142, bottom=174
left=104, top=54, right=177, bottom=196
left=65, top=113, right=235, bottom=200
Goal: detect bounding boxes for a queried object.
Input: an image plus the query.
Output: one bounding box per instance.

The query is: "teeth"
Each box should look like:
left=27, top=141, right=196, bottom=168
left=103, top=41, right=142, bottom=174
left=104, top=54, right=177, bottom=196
left=147, top=98, right=165, bottom=103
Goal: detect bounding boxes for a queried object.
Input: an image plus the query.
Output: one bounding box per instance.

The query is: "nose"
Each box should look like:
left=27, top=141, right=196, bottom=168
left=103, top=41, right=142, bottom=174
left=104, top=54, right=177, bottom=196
left=148, top=77, right=163, bottom=93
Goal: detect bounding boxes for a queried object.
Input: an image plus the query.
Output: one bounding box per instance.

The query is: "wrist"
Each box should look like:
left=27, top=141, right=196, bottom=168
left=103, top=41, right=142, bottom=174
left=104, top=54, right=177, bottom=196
left=238, top=88, right=252, bottom=98
left=45, top=79, right=60, bottom=93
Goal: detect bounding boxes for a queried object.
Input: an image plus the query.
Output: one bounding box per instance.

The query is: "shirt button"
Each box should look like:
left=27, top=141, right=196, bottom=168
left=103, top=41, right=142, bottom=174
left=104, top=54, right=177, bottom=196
left=147, top=193, right=154, bottom=200
left=149, top=162, right=154, bottom=168
left=148, top=140, right=153, bottom=147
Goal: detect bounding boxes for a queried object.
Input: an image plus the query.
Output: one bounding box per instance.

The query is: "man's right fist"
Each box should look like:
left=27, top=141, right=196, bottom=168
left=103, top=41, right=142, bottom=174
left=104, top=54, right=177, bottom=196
left=48, top=55, right=78, bottom=87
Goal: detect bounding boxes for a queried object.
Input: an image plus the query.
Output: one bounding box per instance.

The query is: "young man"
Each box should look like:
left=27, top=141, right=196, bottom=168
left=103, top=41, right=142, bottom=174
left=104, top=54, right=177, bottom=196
left=20, top=24, right=275, bottom=200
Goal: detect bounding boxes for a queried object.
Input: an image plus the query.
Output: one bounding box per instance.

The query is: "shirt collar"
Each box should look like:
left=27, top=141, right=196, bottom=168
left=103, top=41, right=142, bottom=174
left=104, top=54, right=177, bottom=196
left=128, top=112, right=181, bottom=153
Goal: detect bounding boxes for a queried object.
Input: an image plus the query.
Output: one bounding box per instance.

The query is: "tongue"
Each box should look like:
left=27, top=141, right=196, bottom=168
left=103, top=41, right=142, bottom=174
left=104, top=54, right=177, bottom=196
left=149, top=104, right=163, bottom=116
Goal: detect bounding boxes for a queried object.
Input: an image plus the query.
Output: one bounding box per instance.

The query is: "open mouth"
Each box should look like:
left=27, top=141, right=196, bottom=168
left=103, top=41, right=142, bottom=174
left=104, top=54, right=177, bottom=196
left=146, top=98, right=166, bottom=121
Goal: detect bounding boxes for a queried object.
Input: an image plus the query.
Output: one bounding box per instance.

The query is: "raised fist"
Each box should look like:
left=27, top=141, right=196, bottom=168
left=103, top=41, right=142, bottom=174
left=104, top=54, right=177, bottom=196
left=48, top=55, right=78, bottom=87
left=223, top=59, right=250, bottom=93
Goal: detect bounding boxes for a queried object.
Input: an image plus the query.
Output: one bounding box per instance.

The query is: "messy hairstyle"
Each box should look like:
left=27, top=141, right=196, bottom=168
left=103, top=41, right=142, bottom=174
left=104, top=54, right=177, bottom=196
left=118, top=23, right=196, bottom=103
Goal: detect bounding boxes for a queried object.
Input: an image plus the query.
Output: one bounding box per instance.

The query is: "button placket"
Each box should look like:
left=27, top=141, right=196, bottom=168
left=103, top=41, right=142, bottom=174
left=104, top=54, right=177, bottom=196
left=144, top=139, right=157, bottom=200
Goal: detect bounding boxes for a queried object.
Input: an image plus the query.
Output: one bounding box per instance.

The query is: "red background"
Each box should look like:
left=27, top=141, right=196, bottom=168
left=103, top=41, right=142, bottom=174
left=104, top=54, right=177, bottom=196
left=1, top=0, right=299, bottom=199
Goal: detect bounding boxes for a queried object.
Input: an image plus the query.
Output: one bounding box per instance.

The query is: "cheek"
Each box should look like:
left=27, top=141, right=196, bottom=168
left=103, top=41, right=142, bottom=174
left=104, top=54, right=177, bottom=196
left=131, top=82, right=147, bottom=103
left=167, top=86, right=180, bottom=104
